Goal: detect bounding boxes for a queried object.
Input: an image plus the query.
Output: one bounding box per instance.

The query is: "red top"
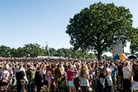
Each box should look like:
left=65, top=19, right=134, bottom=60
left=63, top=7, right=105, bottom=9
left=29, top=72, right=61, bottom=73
left=67, top=69, right=77, bottom=81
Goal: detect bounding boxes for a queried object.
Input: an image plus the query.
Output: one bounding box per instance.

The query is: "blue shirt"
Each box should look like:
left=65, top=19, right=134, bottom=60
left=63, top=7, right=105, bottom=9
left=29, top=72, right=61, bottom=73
left=110, top=66, right=117, bottom=78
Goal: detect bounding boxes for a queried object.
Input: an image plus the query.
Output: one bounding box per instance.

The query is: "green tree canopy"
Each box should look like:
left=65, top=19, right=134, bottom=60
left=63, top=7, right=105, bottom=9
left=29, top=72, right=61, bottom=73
left=49, top=48, right=57, bottom=56
left=0, top=43, right=96, bottom=59
left=66, top=2, right=133, bottom=60
left=24, top=43, right=44, bottom=57
left=0, top=45, right=11, bottom=57
left=129, top=27, right=138, bottom=54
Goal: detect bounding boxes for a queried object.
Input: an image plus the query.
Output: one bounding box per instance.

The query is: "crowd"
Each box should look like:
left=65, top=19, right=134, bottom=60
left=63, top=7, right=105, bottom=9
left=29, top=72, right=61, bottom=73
left=0, top=57, right=138, bottom=92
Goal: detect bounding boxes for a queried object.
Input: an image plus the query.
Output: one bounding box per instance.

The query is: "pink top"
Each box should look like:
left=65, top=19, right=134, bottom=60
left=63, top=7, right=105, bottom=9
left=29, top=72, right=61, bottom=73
left=67, top=69, right=77, bottom=81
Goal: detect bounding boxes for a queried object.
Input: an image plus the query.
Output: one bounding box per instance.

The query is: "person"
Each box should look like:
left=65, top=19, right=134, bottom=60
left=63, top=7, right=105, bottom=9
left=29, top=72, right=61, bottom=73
left=79, top=63, right=90, bottom=92
left=41, top=64, right=47, bottom=91
left=26, top=64, right=35, bottom=92
left=16, top=64, right=28, bottom=92
left=50, top=64, right=56, bottom=92
left=132, top=61, right=138, bottom=92
left=104, top=63, right=113, bottom=92
left=0, top=66, right=3, bottom=91
left=74, top=62, right=81, bottom=91
left=54, top=64, right=63, bottom=91
left=92, top=62, right=100, bottom=92
left=45, top=66, right=53, bottom=92
left=110, top=62, right=118, bottom=92
left=67, top=64, right=77, bottom=92
left=98, top=61, right=105, bottom=92
left=117, top=61, right=123, bottom=89
left=7, top=63, right=14, bottom=90
left=122, top=61, right=132, bottom=92
left=1, top=66, right=10, bottom=92
left=35, top=67, right=43, bottom=92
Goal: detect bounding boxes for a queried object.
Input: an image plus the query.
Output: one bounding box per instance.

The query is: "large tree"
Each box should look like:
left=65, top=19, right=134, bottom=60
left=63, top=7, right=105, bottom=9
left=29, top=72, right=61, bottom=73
left=66, top=2, right=133, bottom=60
left=0, top=45, right=11, bottom=57
left=23, top=43, right=43, bottom=57
left=129, top=27, right=138, bottom=54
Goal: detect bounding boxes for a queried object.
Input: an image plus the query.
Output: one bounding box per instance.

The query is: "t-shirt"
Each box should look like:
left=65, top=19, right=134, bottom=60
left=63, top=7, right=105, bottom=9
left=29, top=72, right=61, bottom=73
left=118, top=65, right=123, bottom=76
left=79, top=71, right=89, bottom=86
left=122, top=66, right=131, bottom=79
left=27, top=69, right=35, bottom=81
left=16, top=70, right=25, bottom=82
left=2, top=70, right=10, bottom=83
left=67, top=69, right=76, bottom=81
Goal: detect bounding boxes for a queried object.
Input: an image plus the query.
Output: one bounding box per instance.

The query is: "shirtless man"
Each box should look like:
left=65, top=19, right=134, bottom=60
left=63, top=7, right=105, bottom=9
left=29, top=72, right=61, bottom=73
left=104, top=63, right=113, bottom=92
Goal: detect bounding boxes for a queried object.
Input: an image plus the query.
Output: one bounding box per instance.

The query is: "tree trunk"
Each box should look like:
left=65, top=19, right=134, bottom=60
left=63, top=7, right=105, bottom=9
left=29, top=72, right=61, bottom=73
left=131, top=46, right=134, bottom=54
left=97, top=50, right=102, bottom=61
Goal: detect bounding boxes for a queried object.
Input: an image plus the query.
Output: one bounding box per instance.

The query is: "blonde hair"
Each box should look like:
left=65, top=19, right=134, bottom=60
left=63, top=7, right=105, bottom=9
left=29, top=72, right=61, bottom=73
left=125, top=61, right=130, bottom=66
left=2, top=65, right=7, bottom=70
left=80, top=64, right=89, bottom=77
left=76, top=63, right=81, bottom=69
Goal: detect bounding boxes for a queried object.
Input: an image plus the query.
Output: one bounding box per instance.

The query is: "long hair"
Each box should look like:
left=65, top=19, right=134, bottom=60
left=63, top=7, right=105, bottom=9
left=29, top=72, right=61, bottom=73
left=80, top=64, right=88, bottom=78
left=59, top=64, right=64, bottom=74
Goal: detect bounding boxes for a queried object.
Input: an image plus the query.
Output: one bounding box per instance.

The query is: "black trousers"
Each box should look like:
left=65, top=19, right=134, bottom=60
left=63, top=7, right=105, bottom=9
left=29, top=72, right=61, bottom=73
left=104, top=79, right=112, bottom=92
left=36, top=85, right=42, bottom=92
left=123, top=79, right=131, bottom=92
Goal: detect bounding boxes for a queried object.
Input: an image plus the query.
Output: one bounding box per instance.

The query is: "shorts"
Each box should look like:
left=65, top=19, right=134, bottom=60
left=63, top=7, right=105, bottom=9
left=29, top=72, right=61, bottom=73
left=68, top=80, right=74, bottom=87
left=1, top=82, right=8, bottom=86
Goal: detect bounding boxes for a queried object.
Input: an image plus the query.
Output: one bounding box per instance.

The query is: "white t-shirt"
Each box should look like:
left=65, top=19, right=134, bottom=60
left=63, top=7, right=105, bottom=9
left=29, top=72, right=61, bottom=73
left=79, top=71, right=89, bottom=86
left=2, top=70, right=10, bottom=81
left=122, top=66, right=131, bottom=79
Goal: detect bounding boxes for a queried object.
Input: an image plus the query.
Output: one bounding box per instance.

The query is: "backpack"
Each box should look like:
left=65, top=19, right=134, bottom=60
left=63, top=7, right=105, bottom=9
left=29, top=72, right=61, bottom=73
left=99, top=66, right=105, bottom=78
left=27, top=69, right=35, bottom=81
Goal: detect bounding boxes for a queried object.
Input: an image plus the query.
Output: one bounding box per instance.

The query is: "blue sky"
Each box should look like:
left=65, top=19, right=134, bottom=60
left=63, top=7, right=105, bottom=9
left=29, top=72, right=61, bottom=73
left=0, top=0, right=137, bottom=53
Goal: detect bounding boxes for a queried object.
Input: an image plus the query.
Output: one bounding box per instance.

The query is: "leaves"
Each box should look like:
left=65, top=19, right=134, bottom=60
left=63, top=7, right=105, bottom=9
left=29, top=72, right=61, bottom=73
left=129, top=27, right=138, bottom=54
left=66, top=2, right=133, bottom=60
left=0, top=44, right=96, bottom=59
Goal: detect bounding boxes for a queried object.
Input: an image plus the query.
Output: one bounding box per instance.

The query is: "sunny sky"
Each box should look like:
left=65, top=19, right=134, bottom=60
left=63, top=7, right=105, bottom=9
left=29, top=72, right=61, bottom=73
left=0, top=0, right=137, bottom=53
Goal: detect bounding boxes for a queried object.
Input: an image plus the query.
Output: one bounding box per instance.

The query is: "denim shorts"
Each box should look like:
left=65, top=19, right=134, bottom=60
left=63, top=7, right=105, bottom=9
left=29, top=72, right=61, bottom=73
left=68, top=80, right=74, bottom=87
